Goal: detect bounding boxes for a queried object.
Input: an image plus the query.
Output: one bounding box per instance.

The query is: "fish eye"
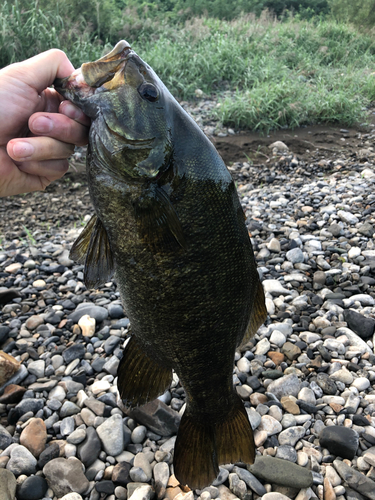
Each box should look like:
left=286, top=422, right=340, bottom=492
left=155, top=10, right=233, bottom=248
left=138, top=82, right=158, bottom=102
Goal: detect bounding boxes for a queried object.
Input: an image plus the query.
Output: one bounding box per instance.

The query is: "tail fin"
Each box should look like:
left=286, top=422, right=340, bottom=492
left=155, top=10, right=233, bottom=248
left=173, top=394, right=255, bottom=490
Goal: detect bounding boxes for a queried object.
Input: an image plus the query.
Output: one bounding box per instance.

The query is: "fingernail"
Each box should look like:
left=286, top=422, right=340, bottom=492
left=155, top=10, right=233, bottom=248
left=12, top=141, right=34, bottom=159
left=61, top=101, right=81, bottom=120
left=32, top=116, right=53, bottom=133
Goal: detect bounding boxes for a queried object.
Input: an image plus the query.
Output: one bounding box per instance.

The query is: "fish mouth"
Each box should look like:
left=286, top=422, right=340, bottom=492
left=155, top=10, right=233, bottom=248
left=54, top=40, right=133, bottom=99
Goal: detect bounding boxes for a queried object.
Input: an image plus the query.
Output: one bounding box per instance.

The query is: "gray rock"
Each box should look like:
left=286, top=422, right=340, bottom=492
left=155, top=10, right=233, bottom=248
left=103, top=356, right=120, bottom=376
left=0, top=425, right=13, bottom=450
left=344, top=309, right=375, bottom=340
left=131, top=426, right=147, bottom=445
left=153, top=462, right=169, bottom=499
left=232, top=466, right=266, bottom=495
left=0, top=469, right=16, bottom=500
left=275, top=445, right=298, bottom=462
left=77, top=427, right=101, bottom=467
left=85, top=459, right=106, bottom=481
left=6, top=445, right=37, bottom=477
left=68, top=303, right=108, bottom=323
left=27, top=360, right=45, bottom=378
left=334, top=459, right=375, bottom=500
left=338, top=210, right=358, bottom=225
left=60, top=417, right=75, bottom=436
left=130, top=467, right=149, bottom=483
left=320, top=426, right=359, bottom=460
left=43, top=457, right=89, bottom=497
left=267, top=374, right=301, bottom=399
left=249, top=456, right=313, bottom=489
left=60, top=401, right=81, bottom=418
left=97, top=414, right=124, bottom=456
left=278, top=426, right=306, bottom=447
left=67, top=428, right=86, bottom=445
left=62, top=344, right=85, bottom=364
left=129, top=400, right=180, bottom=437
left=286, top=248, right=304, bottom=264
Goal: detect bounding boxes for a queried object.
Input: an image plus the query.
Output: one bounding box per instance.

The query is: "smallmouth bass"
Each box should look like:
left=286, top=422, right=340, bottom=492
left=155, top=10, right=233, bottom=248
left=54, top=40, right=267, bottom=489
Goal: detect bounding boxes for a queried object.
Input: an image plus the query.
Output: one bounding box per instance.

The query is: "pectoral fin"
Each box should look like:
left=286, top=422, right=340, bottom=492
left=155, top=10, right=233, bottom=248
left=117, top=336, right=172, bottom=407
left=133, top=184, right=187, bottom=253
left=70, top=215, right=114, bottom=289
left=239, top=281, right=267, bottom=347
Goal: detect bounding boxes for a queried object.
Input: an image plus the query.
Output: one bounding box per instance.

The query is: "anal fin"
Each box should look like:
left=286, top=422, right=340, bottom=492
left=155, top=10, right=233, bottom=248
left=117, top=336, right=172, bottom=407
left=240, top=281, right=267, bottom=348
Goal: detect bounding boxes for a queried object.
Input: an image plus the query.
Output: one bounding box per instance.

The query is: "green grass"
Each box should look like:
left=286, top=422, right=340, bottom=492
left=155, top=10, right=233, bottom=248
left=1, top=2, right=375, bottom=132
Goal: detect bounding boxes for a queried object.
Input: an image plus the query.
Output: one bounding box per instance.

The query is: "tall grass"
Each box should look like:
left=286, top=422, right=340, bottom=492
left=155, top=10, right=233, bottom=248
left=1, top=2, right=375, bottom=132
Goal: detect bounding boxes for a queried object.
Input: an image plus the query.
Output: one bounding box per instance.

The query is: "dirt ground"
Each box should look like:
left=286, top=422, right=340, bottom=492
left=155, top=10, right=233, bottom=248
left=63, top=120, right=374, bottom=187
left=212, top=123, right=370, bottom=165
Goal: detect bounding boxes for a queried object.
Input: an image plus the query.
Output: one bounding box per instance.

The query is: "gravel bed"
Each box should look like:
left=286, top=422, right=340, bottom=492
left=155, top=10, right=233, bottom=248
left=1, top=105, right=375, bottom=500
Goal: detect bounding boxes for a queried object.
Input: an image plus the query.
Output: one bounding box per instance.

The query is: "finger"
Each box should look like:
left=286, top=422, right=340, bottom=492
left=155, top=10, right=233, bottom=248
left=7, top=49, right=74, bottom=94
left=0, top=149, right=65, bottom=197
left=29, top=112, right=89, bottom=147
left=59, top=101, right=91, bottom=127
left=17, top=159, right=69, bottom=181
left=7, top=136, right=74, bottom=162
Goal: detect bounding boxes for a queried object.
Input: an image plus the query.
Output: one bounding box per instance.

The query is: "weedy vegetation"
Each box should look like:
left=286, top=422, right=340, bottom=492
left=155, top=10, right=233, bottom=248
left=1, top=0, right=375, bottom=132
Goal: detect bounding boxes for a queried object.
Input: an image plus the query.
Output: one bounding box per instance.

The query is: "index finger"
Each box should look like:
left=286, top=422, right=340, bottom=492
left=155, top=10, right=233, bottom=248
left=6, top=49, right=75, bottom=95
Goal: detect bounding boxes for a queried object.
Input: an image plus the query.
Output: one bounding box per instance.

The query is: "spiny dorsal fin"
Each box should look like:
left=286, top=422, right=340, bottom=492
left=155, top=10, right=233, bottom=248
left=70, top=214, right=114, bottom=289
left=117, top=336, right=172, bottom=407
left=133, top=183, right=187, bottom=253
left=239, top=281, right=267, bottom=348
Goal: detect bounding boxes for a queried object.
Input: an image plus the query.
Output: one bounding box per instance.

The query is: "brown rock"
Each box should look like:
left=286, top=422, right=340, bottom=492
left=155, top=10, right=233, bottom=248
left=0, top=384, right=26, bottom=404
left=250, top=393, right=268, bottom=406
left=112, top=462, right=131, bottom=486
left=282, top=342, right=302, bottom=361
left=329, top=403, right=344, bottom=413
left=281, top=396, right=300, bottom=415
left=0, top=352, right=20, bottom=386
left=25, top=315, right=44, bottom=330
left=166, top=475, right=182, bottom=500
left=20, top=418, right=47, bottom=458
left=268, top=352, right=285, bottom=365
left=0, top=456, right=9, bottom=468
left=323, top=477, right=336, bottom=500
left=309, top=355, right=323, bottom=369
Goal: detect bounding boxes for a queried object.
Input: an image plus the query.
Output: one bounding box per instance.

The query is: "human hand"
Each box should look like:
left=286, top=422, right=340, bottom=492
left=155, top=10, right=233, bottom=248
left=0, top=49, right=90, bottom=197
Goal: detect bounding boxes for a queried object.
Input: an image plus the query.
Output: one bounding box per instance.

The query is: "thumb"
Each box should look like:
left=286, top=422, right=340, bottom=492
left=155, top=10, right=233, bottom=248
left=6, top=49, right=75, bottom=94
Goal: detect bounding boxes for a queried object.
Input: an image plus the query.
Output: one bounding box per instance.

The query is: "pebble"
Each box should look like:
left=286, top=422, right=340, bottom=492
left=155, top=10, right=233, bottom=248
left=0, top=469, right=16, bottom=500
left=319, top=426, right=359, bottom=460
left=2, top=111, right=375, bottom=498
left=16, top=475, right=48, bottom=500
left=19, top=418, right=47, bottom=458
left=97, top=414, right=124, bottom=456
left=249, top=456, right=313, bottom=488
left=43, top=457, right=89, bottom=497
left=6, top=445, right=37, bottom=477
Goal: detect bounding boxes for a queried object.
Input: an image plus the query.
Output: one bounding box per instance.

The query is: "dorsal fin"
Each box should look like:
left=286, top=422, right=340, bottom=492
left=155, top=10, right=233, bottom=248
left=70, top=215, right=114, bottom=289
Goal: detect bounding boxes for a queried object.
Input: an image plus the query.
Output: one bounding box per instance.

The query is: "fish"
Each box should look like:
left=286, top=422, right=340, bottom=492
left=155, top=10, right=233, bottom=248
left=54, top=40, right=267, bottom=489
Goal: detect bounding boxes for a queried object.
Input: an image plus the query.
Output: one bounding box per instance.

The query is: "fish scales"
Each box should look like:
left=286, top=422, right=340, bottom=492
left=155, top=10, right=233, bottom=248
left=54, top=40, right=267, bottom=489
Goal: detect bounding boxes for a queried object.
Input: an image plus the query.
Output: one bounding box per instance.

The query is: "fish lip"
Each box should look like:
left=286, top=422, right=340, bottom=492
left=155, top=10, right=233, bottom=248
left=53, top=42, right=134, bottom=97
